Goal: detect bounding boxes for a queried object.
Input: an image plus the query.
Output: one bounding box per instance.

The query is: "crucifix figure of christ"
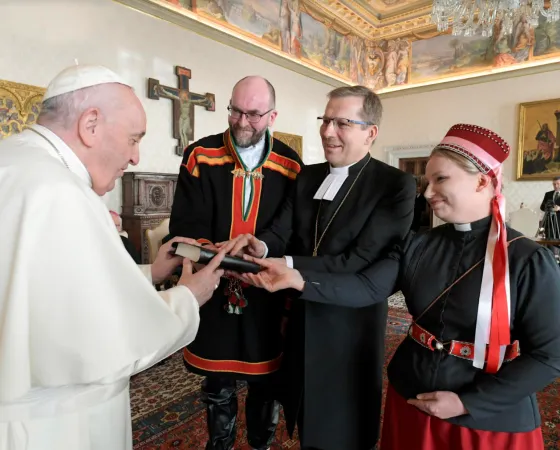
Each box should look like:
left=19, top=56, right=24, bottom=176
left=148, top=66, right=215, bottom=156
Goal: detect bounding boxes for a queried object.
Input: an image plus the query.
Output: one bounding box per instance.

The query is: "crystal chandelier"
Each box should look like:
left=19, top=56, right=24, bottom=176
left=431, top=0, right=560, bottom=37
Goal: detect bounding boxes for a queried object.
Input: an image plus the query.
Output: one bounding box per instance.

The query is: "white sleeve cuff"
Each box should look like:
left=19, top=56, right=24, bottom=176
left=284, top=255, right=294, bottom=268
left=260, top=240, right=269, bottom=258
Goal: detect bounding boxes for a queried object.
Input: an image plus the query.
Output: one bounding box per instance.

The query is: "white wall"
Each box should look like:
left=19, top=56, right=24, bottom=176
left=374, top=70, right=560, bottom=217
left=2, top=0, right=331, bottom=211
left=4, top=0, right=557, bottom=219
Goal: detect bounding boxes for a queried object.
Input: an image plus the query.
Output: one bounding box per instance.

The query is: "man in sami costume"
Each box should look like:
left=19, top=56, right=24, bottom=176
left=242, top=124, right=560, bottom=450
left=169, top=76, right=302, bottom=450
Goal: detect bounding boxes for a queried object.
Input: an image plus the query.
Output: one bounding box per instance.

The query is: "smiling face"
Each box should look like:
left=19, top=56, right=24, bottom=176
left=78, top=85, right=146, bottom=195
left=424, top=152, right=494, bottom=224
left=320, top=95, right=377, bottom=167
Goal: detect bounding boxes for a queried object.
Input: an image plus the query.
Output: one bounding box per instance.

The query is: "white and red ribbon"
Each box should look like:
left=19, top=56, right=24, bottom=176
left=473, top=167, right=511, bottom=373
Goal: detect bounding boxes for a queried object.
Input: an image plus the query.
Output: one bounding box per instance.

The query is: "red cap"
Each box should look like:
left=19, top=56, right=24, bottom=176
left=435, top=124, right=510, bottom=178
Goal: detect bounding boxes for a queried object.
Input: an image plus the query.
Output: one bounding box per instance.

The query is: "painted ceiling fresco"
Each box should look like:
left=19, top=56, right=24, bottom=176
left=133, top=0, right=560, bottom=93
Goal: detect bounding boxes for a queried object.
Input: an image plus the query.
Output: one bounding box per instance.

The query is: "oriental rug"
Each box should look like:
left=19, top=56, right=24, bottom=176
left=131, top=302, right=559, bottom=449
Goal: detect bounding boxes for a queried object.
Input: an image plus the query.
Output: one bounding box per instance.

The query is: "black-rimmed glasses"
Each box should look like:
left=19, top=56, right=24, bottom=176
left=228, top=106, right=273, bottom=123
left=318, top=116, right=374, bottom=129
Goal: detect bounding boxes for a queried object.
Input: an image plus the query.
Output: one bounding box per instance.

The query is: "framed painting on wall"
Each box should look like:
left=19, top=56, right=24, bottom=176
left=0, top=79, right=45, bottom=141
left=517, top=98, right=560, bottom=180
left=273, top=131, right=302, bottom=158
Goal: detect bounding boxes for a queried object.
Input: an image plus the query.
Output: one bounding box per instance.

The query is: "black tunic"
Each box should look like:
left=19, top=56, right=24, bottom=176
left=299, top=217, right=560, bottom=433
left=169, top=129, right=302, bottom=381
left=258, top=154, right=416, bottom=450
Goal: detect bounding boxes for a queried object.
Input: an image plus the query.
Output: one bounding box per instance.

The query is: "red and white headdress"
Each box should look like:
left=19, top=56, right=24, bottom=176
left=434, top=124, right=511, bottom=373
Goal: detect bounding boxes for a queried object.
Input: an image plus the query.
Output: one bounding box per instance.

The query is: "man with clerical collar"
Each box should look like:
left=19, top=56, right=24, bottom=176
left=219, top=85, right=417, bottom=450
left=169, top=76, right=303, bottom=450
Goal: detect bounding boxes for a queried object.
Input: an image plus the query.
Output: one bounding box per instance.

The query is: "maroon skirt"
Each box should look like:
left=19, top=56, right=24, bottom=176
left=380, top=384, right=544, bottom=450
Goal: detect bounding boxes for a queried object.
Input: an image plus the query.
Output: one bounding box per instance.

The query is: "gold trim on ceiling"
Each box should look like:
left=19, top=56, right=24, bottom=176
left=308, top=0, right=435, bottom=39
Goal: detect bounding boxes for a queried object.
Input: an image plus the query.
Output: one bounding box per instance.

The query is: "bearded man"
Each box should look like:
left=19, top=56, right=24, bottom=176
left=169, top=76, right=303, bottom=450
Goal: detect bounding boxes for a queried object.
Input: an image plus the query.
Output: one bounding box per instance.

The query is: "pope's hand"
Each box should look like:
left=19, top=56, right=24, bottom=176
left=407, top=391, right=468, bottom=419
left=179, top=249, right=225, bottom=306
left=216, top=234, right=265, bottom=258
left=151, top=237, right=201, bottom=284
left=233, top=255, right=304, bottom=292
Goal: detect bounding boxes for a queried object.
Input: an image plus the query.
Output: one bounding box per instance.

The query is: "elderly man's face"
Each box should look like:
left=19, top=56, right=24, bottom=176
left=228, top=78, right=277, bottom=148
left=85, top=85, right=146, bottom=196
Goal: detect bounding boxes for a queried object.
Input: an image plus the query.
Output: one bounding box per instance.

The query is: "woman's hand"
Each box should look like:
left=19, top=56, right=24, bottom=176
left=407, top=391, right=468, bottom=419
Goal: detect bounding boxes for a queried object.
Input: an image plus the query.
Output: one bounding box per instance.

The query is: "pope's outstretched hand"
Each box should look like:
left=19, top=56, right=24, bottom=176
left=179, top=251, right=225, bottom=306
left=151, top=237, right=225, bottom=306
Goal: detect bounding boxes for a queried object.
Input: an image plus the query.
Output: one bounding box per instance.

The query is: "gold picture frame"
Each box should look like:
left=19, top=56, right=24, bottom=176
left=0, top=79, right=45, bottom=141
left=517, top=98, right=560, bottom=180
left=273, top=131, right=303, bottom=158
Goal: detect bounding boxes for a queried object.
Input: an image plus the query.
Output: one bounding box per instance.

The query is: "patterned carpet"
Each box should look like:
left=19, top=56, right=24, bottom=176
left=131, top=297, right=560, bottom=449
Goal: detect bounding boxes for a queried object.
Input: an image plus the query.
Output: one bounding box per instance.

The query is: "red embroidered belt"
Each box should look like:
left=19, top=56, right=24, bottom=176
left=408, top=322, right=520, bottom=362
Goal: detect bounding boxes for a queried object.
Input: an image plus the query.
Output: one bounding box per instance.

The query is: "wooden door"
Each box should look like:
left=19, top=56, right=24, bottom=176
left=399, top=157, right=428, bottom=177
left=399, top=157, right=432, bottom=230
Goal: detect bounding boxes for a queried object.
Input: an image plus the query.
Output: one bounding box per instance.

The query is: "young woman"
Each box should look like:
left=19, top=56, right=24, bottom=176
left=238, top=124, right=560, bottom=450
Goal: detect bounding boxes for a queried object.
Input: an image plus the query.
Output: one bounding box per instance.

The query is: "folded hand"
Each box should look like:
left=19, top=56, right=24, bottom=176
left=407, top=391, right=468, bottom=419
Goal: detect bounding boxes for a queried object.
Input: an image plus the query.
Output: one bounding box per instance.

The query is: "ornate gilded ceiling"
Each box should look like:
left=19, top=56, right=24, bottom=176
left=117, top=0, right=560, bottom=94
left=306, top=0, right=435, bottom=40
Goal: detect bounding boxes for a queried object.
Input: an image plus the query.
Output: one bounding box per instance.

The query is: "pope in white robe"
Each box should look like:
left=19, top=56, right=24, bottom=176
left=0, top=65, right=224, bottom=450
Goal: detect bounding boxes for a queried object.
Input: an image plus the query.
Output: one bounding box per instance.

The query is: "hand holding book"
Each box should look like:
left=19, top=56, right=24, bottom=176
left=172, top=242, right=262, bottom=274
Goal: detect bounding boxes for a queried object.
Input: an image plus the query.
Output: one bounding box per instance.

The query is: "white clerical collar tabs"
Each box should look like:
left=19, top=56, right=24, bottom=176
left=329, top=161, right=357, bottom=175
left=329, top=165, right=349, bottom=176
left=44, top=64, right=132, bottom=101
left=454, top=223, right=472, bottom=232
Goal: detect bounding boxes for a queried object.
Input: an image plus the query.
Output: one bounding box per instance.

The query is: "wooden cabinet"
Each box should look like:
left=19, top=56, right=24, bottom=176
left=121, top=172, right=178, bottom=263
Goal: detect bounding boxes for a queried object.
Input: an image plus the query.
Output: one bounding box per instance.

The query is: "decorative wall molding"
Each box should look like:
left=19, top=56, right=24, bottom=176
left=384, top=143, right=435, bottom=168
left=114, top=0, right=560, bottom=98
left=379, top=61, right=560, bottom=99
left=114, top=0, right=347, bottom=88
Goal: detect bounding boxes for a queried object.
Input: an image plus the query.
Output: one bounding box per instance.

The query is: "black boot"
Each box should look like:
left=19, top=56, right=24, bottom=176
left=245, top=381, right=280, bottom=450
left=202, top=377, right=238, bottom=450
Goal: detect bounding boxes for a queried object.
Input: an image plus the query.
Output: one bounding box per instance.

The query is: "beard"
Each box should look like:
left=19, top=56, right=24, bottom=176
left=231, top=124, right=267, bottom=148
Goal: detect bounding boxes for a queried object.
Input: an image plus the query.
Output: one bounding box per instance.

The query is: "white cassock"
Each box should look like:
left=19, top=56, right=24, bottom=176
left=0, top=125, right=200, bottom=450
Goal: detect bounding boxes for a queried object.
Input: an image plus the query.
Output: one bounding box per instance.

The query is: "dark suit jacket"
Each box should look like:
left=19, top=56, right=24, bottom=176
left=540, top=190, right=560, bottom=212
left=120, top=235, right=141, bottom=264
left=295, top=223, right=560, bottom=434
left=411, top=193, right=428, bottom=231
left=258, top=154, right=416, bottom=450
left=540, top=190, right=560, bottom=239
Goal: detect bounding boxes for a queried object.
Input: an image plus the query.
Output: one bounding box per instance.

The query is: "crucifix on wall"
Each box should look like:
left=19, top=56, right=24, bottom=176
left=148, top=66, right=215, bottom=156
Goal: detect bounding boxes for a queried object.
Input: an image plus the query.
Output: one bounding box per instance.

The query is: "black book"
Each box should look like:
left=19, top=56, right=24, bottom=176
left=171, top=242, right=261, bottom=274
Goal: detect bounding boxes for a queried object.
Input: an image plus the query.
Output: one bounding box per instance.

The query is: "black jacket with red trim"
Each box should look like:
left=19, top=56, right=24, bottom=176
left=169, top=129, right=302, bottom=380
left=297, top=218, right=560, bottom=434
